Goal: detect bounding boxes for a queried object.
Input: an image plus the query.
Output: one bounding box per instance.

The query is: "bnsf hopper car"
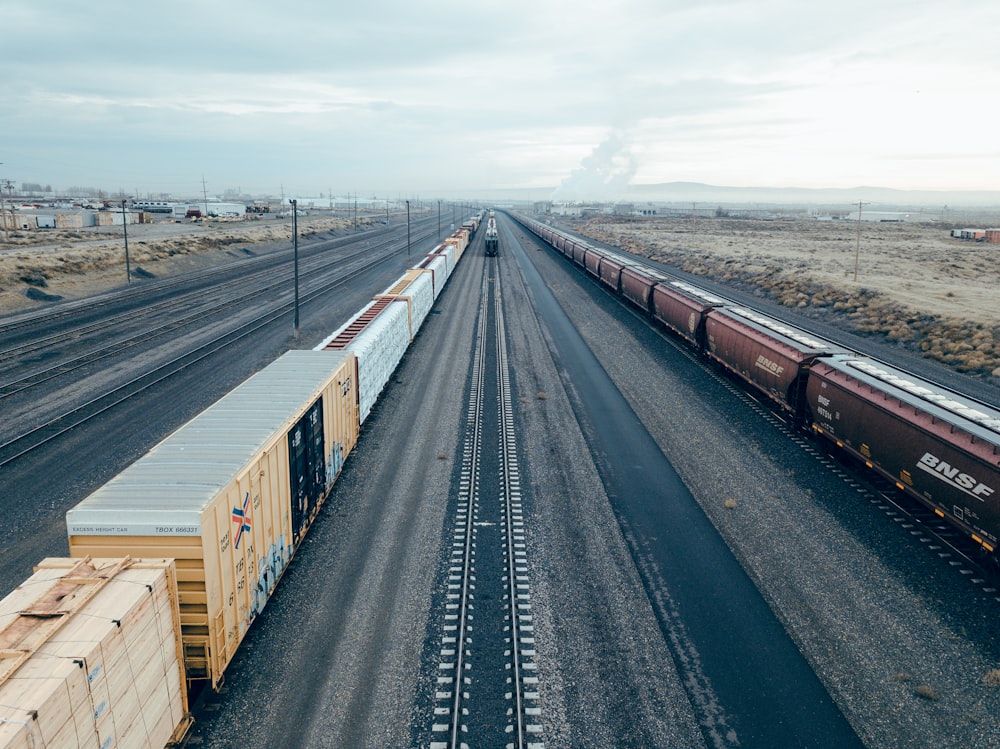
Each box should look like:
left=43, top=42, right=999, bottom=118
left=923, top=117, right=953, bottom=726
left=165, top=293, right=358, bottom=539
left=514, top=212, right=1000, bottom=561
left=652, top=281, right=724, bottom=349
left=808, top=356, right=1000, bottom=552
left=598, top=255, right=625, bottom=293
left=705, top=305, right=845, bottom=413
left=583, top=248, right=603, bottom=278
left=66, top=350, right=359, bottom=689
left=620, top=266, right=656, bottom=314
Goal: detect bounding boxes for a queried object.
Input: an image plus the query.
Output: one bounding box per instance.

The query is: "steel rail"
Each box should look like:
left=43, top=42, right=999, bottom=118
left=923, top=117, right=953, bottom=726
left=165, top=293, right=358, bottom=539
left=495, top=268, right=529, bottom=748
left=444, top=266, right=489, bottom=749
left=0, top=219, right=439, bottom=366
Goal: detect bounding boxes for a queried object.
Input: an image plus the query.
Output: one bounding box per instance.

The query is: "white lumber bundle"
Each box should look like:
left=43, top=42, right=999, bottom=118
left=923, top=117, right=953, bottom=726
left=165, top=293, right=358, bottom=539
left=0, top=558, right=188, bottom=749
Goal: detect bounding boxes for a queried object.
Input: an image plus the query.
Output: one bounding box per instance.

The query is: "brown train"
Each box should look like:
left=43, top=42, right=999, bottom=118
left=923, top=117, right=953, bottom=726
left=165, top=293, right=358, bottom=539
left=517, top=213, right=1000, bottom=562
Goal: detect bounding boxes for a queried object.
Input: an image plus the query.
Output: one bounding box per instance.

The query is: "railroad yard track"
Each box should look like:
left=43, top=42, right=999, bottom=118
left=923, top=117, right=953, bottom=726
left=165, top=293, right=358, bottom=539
left=0, top=230, right=412, bottom=394
left=0, top=220, right=438, bottom=375
left=427, top=258, right=544, bottom=749
left=0, top=222, right=393, bottom=343
left=0, top=222, right=441, bottom=467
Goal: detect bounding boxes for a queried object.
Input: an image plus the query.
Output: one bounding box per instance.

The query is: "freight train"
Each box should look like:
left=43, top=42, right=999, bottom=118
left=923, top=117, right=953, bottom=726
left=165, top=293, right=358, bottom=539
left=0, top=220, right=478, bottom=748
left=513, top=212, right=1000, bottom=563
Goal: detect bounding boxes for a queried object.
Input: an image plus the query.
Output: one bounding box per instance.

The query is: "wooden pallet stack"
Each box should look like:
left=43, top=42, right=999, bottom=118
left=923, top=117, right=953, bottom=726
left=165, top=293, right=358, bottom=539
left=0, top=557, right=190, bottom=748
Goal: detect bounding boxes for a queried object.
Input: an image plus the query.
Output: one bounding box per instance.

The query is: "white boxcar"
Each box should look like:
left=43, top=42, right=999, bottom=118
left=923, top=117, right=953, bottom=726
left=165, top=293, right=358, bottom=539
left=316, top=298, right=411, bottom=424
left=432, top=244, right=456, bottom=276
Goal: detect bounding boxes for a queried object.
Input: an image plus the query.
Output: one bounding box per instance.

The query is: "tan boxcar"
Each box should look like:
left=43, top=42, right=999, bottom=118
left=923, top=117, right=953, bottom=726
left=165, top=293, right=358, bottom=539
left=66, top=350, right=359, bottom=689
left=0, top=557, right=189, bottom=749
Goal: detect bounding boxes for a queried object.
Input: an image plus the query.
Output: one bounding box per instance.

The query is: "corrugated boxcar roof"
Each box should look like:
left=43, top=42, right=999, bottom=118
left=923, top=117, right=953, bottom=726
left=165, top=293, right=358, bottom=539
left=66, top=349, right=350, bottom=535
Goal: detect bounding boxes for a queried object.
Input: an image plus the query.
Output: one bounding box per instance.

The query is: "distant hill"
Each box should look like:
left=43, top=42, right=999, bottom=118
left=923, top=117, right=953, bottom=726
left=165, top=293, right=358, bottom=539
left=623, top=182, right=1000, bottom=208
left=459, top=182, right=1000, bottom=209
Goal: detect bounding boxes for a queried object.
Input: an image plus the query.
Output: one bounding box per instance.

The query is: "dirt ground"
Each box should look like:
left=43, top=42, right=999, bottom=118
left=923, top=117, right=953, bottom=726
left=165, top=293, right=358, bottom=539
left=0, top=215, right=373, bottom=315
left=571, top=215, right=1000, bottom=381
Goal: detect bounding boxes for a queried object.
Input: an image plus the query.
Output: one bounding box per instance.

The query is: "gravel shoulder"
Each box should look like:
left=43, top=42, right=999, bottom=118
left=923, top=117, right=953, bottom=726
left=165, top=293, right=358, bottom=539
left=501, top=243, right=706, bottom=748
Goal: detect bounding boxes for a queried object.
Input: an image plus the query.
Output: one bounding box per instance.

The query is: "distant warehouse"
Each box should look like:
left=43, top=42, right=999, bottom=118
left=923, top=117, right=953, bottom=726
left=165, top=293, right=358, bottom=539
left=133, top=200, right=252, bottom=217
left=845, top=210, right=920, bottom=222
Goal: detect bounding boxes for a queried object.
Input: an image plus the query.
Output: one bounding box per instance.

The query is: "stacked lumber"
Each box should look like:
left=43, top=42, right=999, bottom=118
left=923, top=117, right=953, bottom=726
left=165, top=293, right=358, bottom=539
left=0, top=558, right=189, bottom=748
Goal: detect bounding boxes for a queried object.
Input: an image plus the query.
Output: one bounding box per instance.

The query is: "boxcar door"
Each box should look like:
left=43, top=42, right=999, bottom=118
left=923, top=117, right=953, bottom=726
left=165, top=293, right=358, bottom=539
left=288, top=397, right=326, bottom=543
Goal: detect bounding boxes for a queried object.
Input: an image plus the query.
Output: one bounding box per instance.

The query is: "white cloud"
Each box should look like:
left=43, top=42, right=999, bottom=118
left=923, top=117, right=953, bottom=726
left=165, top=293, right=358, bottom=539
left=2, top=0, right=998, bottom=196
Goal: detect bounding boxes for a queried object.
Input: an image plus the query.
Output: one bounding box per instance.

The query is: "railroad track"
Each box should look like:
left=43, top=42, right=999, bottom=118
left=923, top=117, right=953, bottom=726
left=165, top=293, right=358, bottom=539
left=0, top=224, right=442, bottom=468
left=0, top=227, right=432, bottom=398
left=0, top=219, right=439, bottom=371
left=0, top=221, right=395, bottom=343
left=428, top=258, right=543, bottom=749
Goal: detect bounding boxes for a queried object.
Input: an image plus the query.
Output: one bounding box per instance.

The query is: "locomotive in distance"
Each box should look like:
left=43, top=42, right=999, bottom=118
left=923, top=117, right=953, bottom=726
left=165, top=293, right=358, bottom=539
left=484, top=208, right=499, bottom=256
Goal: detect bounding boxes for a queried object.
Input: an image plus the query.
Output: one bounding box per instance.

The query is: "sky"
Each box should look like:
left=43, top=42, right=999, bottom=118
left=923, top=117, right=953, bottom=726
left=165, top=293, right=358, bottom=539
left=2, top=0, right=998, bottom=201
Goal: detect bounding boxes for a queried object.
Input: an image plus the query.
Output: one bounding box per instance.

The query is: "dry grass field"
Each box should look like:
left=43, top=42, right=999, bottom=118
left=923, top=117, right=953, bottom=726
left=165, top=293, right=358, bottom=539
left=0, top=216, right=369, bottom=315
left=573, top=215, right=1000, bottom=382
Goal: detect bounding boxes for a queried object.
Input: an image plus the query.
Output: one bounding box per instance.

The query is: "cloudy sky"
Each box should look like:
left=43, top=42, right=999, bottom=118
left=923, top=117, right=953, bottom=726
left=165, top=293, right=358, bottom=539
left=2, top=0, right=997, bottom=200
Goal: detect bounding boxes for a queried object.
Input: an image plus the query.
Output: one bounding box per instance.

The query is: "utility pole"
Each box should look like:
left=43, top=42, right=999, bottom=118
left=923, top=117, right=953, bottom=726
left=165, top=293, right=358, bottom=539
left=437, top=199, right=441, bottom=237
left=0, top=163, right=5, bottom=241
left=290, top=199, right=300, bottom=334
left=406, top=200, right=411, bottom=256
left=201, top=176, right=209, bottom=218
left=0, top=176, right=12, bottom=241
left=121, top=199, right=131, bottom=284
left=853, top=200, right=869, bottom=283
